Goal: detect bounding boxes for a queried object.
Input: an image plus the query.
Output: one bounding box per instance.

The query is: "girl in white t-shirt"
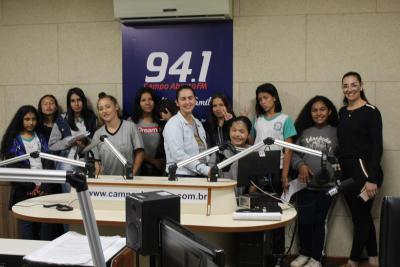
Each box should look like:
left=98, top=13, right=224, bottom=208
left=252, top=83, right=297, bottom=192
left=251, top=83, right=297, bottom=266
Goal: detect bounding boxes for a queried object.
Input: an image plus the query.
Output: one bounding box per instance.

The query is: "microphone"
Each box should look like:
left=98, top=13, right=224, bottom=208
left=81, top=137, right=102, bottom=154
left=314, top=167, right=331, bottom=185
left=326, top=178, right=355, bottom=197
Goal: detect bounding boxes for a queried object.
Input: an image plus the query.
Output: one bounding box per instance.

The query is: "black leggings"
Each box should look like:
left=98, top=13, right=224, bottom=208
left=297, top=189, right=332, bottom=261
left=340, top=158, right=378, bottom=261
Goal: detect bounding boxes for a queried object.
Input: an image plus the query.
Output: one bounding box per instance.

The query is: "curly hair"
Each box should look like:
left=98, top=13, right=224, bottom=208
left=294, top=95, right=338, bottom=140
left=0, top=105, right=38, bottom=159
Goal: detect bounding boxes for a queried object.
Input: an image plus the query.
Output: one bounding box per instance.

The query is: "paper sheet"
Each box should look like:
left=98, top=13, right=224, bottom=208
left=281, top=178, right=307, bottom=203
left=24, top=231, right=125, bottom=266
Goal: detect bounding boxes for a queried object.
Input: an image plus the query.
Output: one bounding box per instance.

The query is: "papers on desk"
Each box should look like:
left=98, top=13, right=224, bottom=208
left=281, top=178, right=307, bottom=203
left=66, top=131, right=90, bottom=145
left=24, top=231, right=125, bottom=266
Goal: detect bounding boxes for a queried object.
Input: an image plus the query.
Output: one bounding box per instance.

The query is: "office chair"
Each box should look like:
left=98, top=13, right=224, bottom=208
left=379, top=196, right=400, bottom=267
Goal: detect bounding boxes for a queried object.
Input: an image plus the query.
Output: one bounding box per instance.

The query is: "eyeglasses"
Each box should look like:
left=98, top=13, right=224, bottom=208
left=342, top=83, right=361, bottom=91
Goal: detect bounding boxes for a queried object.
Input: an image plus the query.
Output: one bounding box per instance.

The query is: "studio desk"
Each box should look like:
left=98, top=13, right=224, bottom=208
left=12, top=176, right=297, bottom=266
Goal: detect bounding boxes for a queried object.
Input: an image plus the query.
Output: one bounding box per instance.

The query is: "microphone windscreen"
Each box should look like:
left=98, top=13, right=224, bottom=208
left=338, top=178, right=355, bottom=191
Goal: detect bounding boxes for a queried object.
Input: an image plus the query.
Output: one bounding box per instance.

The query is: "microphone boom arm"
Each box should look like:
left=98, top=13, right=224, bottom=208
left=211, top=137, right=336, bottom=182
left=99, top=135, right=133, bottom=179
left=0, top=168, right=106, bottom=267
left=168, top=142, right=233, bottom=181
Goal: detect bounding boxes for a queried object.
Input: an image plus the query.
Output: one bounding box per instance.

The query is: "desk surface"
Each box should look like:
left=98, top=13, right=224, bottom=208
left=90, top=176, right=237, bottom=189
left=12, top=193, right=296, bottom=232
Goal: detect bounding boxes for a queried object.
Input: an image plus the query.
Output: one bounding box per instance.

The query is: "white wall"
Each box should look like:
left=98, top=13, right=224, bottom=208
left=1, top=0, right=400, bottom=257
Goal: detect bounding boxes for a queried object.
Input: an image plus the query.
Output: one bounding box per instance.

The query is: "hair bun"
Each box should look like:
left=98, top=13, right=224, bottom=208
left=98, top=92, right=107, bottom=99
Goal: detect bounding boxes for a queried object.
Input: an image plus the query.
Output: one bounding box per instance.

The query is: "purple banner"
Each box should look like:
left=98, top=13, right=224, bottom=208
left=122, top=21, right=233, bottom=122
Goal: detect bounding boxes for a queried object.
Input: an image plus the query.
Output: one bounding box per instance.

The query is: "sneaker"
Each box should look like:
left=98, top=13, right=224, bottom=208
left=303, top=258, right=322, bottom=267
left=274, top=255, right=283, bottom=267
left=290, top=255, right=309, bottom=267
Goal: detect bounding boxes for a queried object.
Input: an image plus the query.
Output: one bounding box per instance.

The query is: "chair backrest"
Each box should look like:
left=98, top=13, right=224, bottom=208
left=379, top=196, right=400, bottom=267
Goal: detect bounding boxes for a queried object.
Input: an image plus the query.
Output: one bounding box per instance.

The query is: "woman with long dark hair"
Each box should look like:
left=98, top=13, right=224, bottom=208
left=337, top=72, right=383, bottom=267
left=290, top=96, right=338, bottom=267
left=48, top=87, right=97, bottom=189
left=37, top=94, right=60, bottom=141
left=130, top=87, right=164, bottom=176
left=0, top=105, right=50, bottom=240
left=204, top=93, right=235, bottom=147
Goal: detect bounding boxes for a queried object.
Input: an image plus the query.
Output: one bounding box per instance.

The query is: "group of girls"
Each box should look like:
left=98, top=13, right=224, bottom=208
left=0, top=71, right=382, bottom=267
left=0, top=86, right=178, bottom=241
left=161, top=72, right=382, bottom=267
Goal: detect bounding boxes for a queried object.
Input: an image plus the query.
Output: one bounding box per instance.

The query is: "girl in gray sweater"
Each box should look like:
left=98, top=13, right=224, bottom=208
left=290, top=96, right=339, bottom=267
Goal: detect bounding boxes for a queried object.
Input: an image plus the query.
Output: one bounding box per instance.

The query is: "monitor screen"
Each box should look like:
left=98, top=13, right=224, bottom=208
left=160, top=218, right=224, bottom=267
left=237, top=150, right=281, bottom=187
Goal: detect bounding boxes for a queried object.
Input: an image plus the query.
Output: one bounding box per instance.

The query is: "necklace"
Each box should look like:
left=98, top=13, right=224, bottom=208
left=348, top=110, right=353, bottom=118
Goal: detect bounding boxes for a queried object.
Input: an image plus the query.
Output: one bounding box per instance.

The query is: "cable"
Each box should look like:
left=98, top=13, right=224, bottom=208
left=250, top=180, right=298, bottom=256
left=67, top=198, right=78, bottom=206
left=250, top=180, right=295, bottom=209
left=14, top=203, right=45, bottom=208
left=43, top=203, right=73, bottom=211
left=285, top=219, right=297, bottom=255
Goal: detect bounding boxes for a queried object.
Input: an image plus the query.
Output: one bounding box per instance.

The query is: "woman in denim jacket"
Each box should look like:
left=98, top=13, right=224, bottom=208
left=163, top=85, right=210, bottom=177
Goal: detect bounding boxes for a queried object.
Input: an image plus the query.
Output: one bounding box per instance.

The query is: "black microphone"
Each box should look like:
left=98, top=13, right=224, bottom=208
left=326, top=178, right=355, bottom=197
left=314, top=167, right=331, bottom=185
left=125, top=163, right=133, bottom=180
left=81, top=137, right=102, bottom=154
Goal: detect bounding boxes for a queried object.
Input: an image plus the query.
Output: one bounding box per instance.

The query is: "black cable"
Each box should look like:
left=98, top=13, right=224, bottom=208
left=43, top=203, right=73, bottom=212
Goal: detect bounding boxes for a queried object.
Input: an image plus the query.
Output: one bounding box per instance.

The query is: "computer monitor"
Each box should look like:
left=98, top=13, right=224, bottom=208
left=237, top=150, right=281, bottom=187
left=159, top=217, right=225, bottom=267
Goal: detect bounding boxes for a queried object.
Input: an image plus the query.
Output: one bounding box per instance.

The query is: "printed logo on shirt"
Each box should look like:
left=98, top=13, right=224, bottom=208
left=138, top=126, right=160, bottom=134
left=304, top=136, right=333, bottom=152
left=273, top=121, right=283, bottom=131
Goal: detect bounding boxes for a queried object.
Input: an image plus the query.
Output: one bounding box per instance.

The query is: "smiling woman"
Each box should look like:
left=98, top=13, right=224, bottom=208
left=163, top=85, right=211, bottom=177
left=91, top=92, right=144, bottom=177
left=337, top=72, right=383, bottom=267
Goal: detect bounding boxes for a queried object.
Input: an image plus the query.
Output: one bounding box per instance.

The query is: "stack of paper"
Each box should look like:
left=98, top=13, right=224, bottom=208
left=24, top=231, right=125, bottom=266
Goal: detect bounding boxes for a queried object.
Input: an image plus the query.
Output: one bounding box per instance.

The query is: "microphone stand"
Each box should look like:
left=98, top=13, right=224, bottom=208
left=99, top=135, right=133, bottom=180
left=0, top=151, right=95, bottom=178
left=0, top=157, right=106, bottom=267
left=210, top=137, right=338, bottom=184
left=168, top=142, right=233, bottom=182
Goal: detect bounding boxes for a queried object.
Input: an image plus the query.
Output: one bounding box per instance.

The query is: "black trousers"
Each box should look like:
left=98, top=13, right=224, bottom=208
left=339, top=158, right=378, bottom=261
left=297, top=189, right=332, bottom=262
